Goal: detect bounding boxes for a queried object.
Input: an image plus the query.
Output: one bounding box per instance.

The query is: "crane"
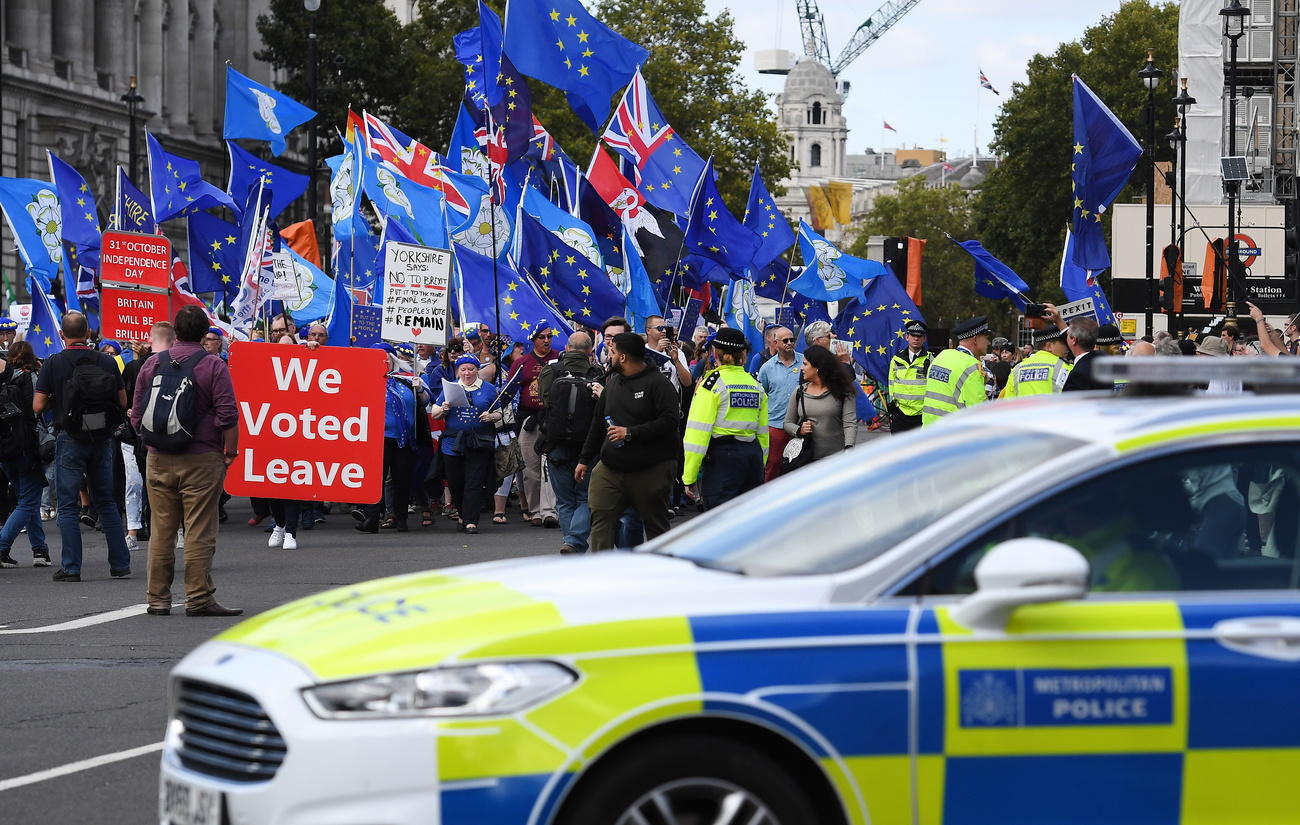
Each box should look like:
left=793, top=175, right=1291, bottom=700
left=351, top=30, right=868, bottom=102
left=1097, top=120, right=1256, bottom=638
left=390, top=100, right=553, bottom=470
left=797, top=0, right=922, bottom=76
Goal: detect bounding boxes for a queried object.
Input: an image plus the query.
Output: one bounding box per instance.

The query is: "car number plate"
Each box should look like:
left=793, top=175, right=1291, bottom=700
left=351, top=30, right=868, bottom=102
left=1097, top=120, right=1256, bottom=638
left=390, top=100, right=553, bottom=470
left=160, top=777, right=223, bottom=825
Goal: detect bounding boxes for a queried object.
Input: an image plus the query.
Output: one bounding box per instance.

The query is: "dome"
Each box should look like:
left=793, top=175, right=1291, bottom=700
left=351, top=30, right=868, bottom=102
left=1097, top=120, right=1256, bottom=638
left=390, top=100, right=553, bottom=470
left=782, top=58, right=840, bottom=102
left=960, top=165, right=987, bottom=188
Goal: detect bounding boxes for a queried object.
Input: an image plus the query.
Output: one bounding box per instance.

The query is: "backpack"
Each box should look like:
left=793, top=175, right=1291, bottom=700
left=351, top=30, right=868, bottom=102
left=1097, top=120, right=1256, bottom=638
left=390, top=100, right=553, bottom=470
left=0, top=371, right=34, bottom=462
left=61, top=351, right=122, bottom=442
left=140, top=350, right=208, bottom=452
left=542, top=369, right=600, bottom=449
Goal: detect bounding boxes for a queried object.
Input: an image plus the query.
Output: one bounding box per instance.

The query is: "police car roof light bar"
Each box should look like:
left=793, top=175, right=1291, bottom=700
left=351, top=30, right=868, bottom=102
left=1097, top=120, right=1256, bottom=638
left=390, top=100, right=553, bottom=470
left=1093, top=356, right=1300, bottom=390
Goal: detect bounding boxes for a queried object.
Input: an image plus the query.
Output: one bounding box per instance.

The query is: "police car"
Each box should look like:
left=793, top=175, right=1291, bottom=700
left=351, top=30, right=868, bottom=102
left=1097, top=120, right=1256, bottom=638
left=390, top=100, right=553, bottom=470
left=160, top=358, right=1300, bottom=825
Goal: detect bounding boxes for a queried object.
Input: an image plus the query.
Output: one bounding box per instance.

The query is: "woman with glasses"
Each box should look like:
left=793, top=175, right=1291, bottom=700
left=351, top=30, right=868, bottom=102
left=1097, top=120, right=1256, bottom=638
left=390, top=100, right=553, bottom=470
left=783, top=344, right=857, bottom=464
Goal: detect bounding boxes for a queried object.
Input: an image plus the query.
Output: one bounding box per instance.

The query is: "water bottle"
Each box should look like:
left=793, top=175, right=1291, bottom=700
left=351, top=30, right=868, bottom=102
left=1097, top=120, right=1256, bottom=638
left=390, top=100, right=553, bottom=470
left=605, top=415, right=624, bottom=448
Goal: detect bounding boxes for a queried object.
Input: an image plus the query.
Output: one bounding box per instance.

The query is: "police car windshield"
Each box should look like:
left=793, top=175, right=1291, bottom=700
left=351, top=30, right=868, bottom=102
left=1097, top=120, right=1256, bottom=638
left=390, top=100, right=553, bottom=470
left=641, top=427, right=1084, bottom=576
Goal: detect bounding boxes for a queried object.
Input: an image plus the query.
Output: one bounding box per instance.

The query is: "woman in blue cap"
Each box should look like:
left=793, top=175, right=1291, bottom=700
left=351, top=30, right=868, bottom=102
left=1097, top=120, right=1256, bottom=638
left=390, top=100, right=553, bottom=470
left=430, top=355, right=502, bottom=534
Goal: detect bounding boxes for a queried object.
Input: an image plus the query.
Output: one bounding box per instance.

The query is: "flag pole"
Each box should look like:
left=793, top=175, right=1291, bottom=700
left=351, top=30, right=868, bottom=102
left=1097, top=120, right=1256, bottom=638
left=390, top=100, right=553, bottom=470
left=485, top=108, right=503, bottom=386
left=661, top=158, right=711, bottom=317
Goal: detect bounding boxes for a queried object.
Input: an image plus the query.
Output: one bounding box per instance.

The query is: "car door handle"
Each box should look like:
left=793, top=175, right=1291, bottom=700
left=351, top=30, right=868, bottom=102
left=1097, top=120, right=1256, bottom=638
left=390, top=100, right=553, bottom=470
left=1213, top=617, right=1300, bottom=662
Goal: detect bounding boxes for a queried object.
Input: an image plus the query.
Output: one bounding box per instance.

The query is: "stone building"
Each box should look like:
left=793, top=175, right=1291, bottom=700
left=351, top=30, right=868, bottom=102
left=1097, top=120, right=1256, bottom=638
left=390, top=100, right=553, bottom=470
left=1, top=0, right=277, bottom=296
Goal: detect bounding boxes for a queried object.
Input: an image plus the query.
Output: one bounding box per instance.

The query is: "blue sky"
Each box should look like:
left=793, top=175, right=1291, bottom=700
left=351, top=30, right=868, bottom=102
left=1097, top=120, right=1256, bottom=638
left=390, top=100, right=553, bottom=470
left=707, top=0, right=1133, bottom=160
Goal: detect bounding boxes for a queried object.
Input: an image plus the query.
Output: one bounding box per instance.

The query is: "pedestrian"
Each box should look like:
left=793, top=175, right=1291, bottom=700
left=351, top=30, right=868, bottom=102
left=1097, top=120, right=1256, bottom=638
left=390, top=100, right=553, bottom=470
left=355, top=345, right=424, bottom=533
left=921, top=316, right=992, bottom=426
left=537, top=331, right=604, bottom=553
left=987, top=338, right=1016, bottom=395
left=0, top=341, right=50, bottom=569
left=131, top=304, right=240, bottom=616
left=577, top=332, right=680, bottom=552
left=463, top=327, right=498, bottom=383
left=267, top=335, right=305, bottom=550
left=803, top=320, right=834, bottom=350
left=887, top=319, right=931, bottom=432
left=1062, top=317, right=1111, bottom=391
left=431, top=355, right=502, bottom=534
left=0, top=317, right=16, bottom=354
left=1001, top=326, right=1070, bottom=397
left=783, top=343, right=856, bottom=463
left=33, top=311, right=131, bottom=582
left=682, top=328, right=768, bottom=509
left=644, top=315, right=693, bottom=391
left=757, top=325, right=803, bottom=480
left=303, top=322, right=329, bottom=349
left=507, top=321, right=560, bottom=528
left=746, top=325, right=780, bottom=375
left=1096, top=323, right=1126, bottom=356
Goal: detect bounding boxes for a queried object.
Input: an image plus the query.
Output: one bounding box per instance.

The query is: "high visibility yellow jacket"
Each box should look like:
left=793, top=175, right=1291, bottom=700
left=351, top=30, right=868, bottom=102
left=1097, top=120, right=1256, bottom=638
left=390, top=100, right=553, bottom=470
left=999, top=350, right=1071, bottom=399
left=888, top=349, right=931, bottom=416
left=682, top=365, right=769, bottom=485
left=921, top=347, right=986, bottom=426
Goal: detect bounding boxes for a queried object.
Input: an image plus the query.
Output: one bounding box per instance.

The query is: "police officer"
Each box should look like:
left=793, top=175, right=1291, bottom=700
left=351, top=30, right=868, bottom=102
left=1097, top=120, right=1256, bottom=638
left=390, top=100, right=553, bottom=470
left=887, top=319, right=930, bottom=432
left=682, top=327, right=769, bottom=510
left=1001, top=326, right=1070, bottom=398
left=921, top=316, right=991, bottom=426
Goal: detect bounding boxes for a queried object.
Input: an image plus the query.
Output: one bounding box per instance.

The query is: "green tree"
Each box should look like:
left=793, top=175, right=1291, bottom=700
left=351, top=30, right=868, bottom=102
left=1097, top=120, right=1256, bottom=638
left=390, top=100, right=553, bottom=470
left=849, top=176, right=1013, bottom=334
left=973, top=0, right=1178, bottom=299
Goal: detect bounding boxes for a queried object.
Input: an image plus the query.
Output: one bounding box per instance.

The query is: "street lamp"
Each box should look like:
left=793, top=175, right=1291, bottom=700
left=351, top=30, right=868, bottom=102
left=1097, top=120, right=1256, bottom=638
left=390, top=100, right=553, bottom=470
left=305, top=0, right=321, bottom=233
left=1222, top=0, right=1249, bottom=326
left=1139, top=49, right=1163, bottom=335
left=1173, top=78, right=1196, bottom=334
left=120, top=75, right=144, bottom=183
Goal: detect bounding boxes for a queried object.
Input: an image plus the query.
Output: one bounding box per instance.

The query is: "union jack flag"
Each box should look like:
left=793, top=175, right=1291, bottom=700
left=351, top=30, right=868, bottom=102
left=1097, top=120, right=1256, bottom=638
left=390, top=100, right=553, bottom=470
left=363, top=111, right=473, bottom=214
left=979, top=69, right=1000, bottom=96
left=601, top=68, right=706, bottom=216
left=530, top=115, right=557, bottom=162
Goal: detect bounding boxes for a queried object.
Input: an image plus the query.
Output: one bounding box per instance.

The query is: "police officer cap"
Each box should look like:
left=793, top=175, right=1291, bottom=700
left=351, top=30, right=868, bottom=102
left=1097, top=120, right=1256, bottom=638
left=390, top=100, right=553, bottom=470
left=711, top=327, right=749, bottom=351
left=904, top=319, right=928, bottom=336
left=953, top=316, right=991, bottom=340
left=1096, top=323, right=1123, bottom=346
left=1034, top=326, right=1066, bottom=345
left=0, top=318, right=17, bottom=333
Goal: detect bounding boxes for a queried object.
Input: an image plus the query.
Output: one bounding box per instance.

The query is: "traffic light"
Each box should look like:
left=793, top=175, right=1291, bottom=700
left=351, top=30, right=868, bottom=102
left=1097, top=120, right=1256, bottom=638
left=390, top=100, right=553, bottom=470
left=1159, top=276, right=1174, bottom=312
left=1159, top=244, right=1182, bottom=314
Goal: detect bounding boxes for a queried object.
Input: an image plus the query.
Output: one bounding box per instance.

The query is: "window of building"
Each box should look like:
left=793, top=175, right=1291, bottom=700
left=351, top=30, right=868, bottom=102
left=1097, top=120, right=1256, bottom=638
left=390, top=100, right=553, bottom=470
left=812, top=102, right=823, bottom=125
left=810, top=143, right=822, bottom=168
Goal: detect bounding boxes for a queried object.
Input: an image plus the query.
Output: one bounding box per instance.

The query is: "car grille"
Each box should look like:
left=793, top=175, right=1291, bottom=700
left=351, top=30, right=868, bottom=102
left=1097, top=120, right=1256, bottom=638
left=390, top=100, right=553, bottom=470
left=175, top=679, right=288, bottom=783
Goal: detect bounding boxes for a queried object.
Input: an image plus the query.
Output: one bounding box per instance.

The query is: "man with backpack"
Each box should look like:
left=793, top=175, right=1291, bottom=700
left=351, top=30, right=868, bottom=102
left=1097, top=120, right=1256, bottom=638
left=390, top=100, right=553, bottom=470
left=33, top=311, right=131, bottom=582
left=130, top=305, right=240, bottom=617
left=537, top=331, right=604, bottom=554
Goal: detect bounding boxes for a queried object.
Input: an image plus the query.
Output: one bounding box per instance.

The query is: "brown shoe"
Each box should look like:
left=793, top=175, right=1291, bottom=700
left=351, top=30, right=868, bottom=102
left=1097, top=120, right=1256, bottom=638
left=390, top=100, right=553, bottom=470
left=146, top=606, right=171, bottom=616
left=186, top=602, right=244, bottom=617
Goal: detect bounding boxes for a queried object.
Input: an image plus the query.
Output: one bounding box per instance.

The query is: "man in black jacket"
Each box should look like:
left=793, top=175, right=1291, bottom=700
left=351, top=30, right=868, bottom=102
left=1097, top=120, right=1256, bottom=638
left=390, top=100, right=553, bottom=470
left=1062, top=317, right=1113, bottom=392
left=576, top=332, right=680, bottom=552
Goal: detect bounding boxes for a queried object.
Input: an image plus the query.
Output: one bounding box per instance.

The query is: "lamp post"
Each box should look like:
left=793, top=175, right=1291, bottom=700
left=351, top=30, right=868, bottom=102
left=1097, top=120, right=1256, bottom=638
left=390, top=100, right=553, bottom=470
left=1139, top=50, right=1163, bottom=335
left=1222, top=0, right=1249, bottom=326
left=304, top=0, right=321, bottom=232
left=120, top=75, right=144, bottom=183
left=1173, top=78, right=1196, bottom=335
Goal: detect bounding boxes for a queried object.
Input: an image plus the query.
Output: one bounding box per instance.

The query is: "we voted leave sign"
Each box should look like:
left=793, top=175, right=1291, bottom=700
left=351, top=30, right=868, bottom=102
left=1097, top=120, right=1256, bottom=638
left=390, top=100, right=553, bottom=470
left=225, top=342, right=387, bottom=503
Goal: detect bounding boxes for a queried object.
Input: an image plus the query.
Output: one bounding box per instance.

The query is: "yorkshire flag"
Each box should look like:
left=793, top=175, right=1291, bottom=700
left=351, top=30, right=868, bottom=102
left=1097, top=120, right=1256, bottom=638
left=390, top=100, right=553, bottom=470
left=223, top=65, right=316, bottom=156
left=0, top=176, right=63, bottom=293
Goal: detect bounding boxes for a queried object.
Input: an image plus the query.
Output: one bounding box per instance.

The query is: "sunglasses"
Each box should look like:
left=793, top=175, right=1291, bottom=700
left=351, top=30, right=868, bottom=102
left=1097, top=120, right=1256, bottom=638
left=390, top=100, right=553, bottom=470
left=535, top=333, right=554, bottom=339
left=652, top=325, right=668, bottom=332
left=779, top=337, right=795, bottom=344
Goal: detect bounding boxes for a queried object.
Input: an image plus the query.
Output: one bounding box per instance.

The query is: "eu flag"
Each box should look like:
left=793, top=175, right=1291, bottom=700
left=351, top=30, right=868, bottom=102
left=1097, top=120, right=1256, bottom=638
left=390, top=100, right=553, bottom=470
left=753, top=258, right=793, bottom=302
left=517, top=211, right=625, bottom=325
left=454, top=1, right=505, bottom=109
left=684, top=157, right=761, bottom=275
left=25, top=276, right=65, bottom=358
left=833, top=272, right=924, bottom=386
left=223, top=65, right=316, bottom=156
left=623, top=226, right=661, bottom=330
left=332, top=212, right=381, bottom=304
left=188, top=212, right=243, bottom=300
left=522, top=185, right=602, bottom=270
left=227, top=140, right=308, bottom=220
left=744, top=161, right=795, bottom=271
left=602, top=70, right=708, bottom=216
left=1059, top=228, right=1117, bottom=325
left=0, top=176, right=63, bottom=293
left=789, top=220, right=885, bottom=302
left=47, top=153, right=101, bottom=271
left=113, top=167, right=155, bottom=234
left=503, top=0, right=647, bottom=133
left=1071, top=75, right=1141, bottom=270
left=955, top=237, right=1029, bottom=311
left=453, top=244, right=573, bottom=346
left=146, top=132, right=234, bottom=223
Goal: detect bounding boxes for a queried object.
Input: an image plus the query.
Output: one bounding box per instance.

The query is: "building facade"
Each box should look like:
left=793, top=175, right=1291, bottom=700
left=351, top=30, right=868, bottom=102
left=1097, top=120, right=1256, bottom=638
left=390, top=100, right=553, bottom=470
left=1, top=0, right=276, bottom=297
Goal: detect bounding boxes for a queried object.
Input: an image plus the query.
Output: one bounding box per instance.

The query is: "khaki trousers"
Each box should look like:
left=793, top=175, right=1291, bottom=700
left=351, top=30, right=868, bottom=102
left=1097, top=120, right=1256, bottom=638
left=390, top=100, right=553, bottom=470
left=518, top=425, right=556, bottom=520
left=587, top=459, right=677, bottom=552
left=146, top=451, right=226, bottom=610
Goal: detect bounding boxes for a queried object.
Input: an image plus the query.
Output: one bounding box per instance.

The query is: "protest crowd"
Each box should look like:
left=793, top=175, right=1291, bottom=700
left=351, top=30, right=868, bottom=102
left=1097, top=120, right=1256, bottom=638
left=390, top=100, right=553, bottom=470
left=0, top=0, right=1288, bottom=617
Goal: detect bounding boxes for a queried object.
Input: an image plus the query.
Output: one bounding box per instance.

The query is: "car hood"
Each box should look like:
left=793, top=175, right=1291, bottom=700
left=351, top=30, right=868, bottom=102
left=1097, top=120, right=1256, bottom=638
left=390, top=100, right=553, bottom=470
left=216, top=552, right=831, bottom=681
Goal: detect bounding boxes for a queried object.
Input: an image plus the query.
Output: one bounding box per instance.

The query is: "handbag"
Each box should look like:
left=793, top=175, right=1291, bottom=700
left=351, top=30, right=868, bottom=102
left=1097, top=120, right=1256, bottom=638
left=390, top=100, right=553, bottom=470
left=454, top=427, right=497, bottom=453
left=494, top=437, right=524, bottom=483
left=779, top=388, right=816, bottom=474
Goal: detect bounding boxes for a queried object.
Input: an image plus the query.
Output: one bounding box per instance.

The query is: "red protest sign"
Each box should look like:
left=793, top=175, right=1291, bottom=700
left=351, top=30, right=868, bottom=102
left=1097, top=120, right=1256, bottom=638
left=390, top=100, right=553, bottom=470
left=101, top=287, right=169, bottom=343
left=99, top=231, right=172, bottom=291
left=225, top=342, right=387, bottom=503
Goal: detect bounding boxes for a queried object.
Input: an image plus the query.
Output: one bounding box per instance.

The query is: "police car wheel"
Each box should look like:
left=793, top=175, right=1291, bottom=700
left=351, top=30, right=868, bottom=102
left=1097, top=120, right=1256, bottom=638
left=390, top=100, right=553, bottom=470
left=563, top=734, right=818, bottom=825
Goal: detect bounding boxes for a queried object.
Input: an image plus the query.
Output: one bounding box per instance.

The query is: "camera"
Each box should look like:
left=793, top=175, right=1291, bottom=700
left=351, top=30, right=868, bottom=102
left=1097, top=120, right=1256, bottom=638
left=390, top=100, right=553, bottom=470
left=1024, top=303, right=1048, bottom=319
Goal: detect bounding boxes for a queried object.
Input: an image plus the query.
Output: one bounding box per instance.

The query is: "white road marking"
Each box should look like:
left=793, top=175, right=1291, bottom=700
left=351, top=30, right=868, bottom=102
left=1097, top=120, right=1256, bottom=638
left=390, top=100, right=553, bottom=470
left=0, top=603, right=168, bottom=635
left=0, top=741, right=163, bottom=792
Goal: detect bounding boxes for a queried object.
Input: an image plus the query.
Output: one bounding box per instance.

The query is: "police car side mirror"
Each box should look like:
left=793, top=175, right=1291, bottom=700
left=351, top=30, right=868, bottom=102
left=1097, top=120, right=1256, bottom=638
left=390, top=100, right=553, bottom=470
left=950, top=539, right=1089, bottom=632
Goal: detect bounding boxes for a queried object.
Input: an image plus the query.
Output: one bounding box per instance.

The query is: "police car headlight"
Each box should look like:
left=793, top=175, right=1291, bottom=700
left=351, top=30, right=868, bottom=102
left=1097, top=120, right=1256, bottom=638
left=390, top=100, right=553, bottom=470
left=302, top=661, right=577, bottom=719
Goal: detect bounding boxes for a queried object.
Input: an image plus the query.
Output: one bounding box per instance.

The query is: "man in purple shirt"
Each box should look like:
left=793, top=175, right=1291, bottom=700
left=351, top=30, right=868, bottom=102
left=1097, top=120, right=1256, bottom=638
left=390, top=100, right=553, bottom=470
left=131, top=305, right=240, bottom=617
